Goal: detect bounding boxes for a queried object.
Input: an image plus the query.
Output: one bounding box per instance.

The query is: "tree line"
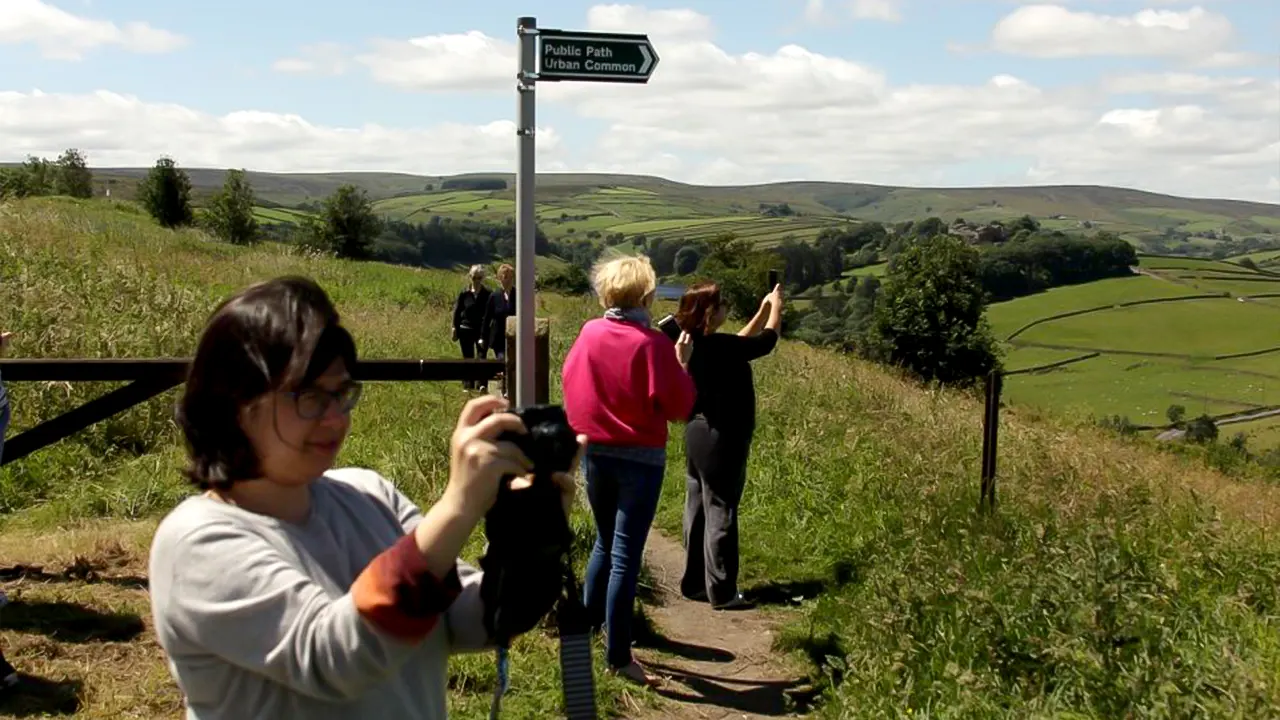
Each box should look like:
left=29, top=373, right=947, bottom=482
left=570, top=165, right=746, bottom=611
left=1, top=153, right=595, bottom=278
left=0, top=150, right=94, bottom=199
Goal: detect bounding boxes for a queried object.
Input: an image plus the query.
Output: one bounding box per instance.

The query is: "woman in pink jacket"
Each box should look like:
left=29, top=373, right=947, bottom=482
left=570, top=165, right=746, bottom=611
left=561, top=255, right=695, bottom=686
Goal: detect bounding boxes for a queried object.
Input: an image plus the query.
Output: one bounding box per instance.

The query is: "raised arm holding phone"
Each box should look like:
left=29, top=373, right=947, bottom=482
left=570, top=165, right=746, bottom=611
left=674, top=281, right=782, bottom=611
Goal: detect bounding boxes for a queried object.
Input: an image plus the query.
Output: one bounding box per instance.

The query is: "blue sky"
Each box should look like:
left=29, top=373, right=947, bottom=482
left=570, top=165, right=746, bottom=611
left=1, top=0, right=1277, bottom=201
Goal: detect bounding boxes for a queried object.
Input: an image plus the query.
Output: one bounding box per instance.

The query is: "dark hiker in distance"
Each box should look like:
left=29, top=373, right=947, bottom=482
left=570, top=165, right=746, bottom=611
left=452, top=264, right=492, bottom=392
left=481, top=263, right=517, bottom=387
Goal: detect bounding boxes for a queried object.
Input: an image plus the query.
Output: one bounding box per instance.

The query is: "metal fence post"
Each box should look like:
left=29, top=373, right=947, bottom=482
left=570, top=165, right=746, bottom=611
left=980, top=371, right=1003, bottom=512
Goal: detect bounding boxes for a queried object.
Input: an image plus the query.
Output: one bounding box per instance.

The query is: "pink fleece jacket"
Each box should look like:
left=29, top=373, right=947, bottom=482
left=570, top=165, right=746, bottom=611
left=561, top=317, right=696, bottom=449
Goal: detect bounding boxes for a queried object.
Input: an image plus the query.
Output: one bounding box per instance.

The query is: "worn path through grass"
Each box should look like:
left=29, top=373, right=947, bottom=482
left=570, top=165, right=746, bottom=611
left=627, top=530, right=815, bottom=719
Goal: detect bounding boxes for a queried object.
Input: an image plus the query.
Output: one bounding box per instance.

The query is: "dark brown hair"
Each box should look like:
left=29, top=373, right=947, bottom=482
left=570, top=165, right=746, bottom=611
left=675, top=282, right=722, bottom=335
left=177, top=276, right=357, bottom=491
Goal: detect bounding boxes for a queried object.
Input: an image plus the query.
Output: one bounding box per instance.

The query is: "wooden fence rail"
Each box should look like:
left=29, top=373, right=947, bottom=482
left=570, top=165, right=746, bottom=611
left=0, top=358, right=507, bottom=468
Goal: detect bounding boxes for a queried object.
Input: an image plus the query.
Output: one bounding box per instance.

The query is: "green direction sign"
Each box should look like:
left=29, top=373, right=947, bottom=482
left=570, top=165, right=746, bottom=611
left=537, top=29, right=659, bottom=83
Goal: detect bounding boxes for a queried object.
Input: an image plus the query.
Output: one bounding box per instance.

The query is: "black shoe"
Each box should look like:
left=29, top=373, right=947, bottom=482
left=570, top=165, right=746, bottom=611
left=712, top=593, right=754, bottom=611
left=680, top=586, right=709, bottom=602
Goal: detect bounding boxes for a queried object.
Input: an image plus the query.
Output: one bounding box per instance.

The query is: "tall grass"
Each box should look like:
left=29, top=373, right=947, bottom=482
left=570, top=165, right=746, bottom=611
left=0, top=197, right=651, bottom=717
left=4, top=197, right=1280, bottom=717
left=653, top=342, right=1280, bottom=717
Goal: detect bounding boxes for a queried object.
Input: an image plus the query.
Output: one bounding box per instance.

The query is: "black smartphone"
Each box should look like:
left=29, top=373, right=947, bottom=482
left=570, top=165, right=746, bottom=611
left=656, top=314, right=681, bottom=341
left=767, top=269, right=779, bottom=290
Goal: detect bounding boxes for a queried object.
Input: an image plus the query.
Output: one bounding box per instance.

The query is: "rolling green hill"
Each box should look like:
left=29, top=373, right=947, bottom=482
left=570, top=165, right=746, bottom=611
left=990, top=256, right=1280, bottom=450
left=83, top=167, right=1280, bottom=252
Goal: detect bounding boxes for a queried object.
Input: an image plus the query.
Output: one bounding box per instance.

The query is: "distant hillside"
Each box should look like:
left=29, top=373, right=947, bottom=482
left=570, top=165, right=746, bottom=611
left=58, top=166, right=1280, bottom=254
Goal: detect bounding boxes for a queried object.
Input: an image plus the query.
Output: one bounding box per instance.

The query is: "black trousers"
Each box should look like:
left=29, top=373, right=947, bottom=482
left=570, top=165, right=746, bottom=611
left=457, top=328, right=488, bottom=389
left=681, top=416, right=753, bottom=606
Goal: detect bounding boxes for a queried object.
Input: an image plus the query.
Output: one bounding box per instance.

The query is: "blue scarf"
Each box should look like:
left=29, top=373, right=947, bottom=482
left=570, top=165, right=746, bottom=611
left=603, top=306, right=651, bottom=327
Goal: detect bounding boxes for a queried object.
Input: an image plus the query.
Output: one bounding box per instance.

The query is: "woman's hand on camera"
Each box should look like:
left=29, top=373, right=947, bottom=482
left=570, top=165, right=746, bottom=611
left=767, top=284, right=784, bottom=307
left=510, top=433, right=588, bottom=518
left=443, top=395, right=533, bottom=523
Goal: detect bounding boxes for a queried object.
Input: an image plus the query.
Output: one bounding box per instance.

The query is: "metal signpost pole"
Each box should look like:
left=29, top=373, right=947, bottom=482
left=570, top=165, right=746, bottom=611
left=513, top=20, right=658, bottom=408
left=514, top=16, right=538, bottom=408
left=515, top=24, right=659, bottom=719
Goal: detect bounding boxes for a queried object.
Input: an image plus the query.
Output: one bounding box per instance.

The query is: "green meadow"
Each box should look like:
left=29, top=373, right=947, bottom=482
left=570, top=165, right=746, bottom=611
left=988, top=256, right=1280, bottom=450
left=4, top=197, right=1280, bottom=719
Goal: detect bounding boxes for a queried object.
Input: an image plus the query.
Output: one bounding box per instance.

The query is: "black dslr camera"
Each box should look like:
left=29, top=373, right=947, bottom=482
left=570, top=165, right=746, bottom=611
left=496, top=404, right=580, bottom=482
left=480, top=405, right=581, bottom=646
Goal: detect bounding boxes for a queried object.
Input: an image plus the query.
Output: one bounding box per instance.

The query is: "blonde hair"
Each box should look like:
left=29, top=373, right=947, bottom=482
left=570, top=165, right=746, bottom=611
left=496, top=263, right=514, bottom=281
left=592, top=255, right=656, bottom=309
left=468, top=264, right=487, bottom=281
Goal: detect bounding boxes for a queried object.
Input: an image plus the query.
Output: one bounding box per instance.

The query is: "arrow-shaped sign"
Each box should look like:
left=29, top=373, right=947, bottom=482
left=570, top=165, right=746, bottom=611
left=537, top=29, right=660, bottom=84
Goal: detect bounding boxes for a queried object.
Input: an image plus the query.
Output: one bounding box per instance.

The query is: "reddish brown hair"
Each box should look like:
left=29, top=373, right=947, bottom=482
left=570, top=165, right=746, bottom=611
left=675, top=282, right=722, bottom=335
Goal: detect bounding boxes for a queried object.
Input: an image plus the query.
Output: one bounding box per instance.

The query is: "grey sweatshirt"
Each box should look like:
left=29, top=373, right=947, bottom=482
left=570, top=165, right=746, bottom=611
left=147, top=467, right=491, bottom=719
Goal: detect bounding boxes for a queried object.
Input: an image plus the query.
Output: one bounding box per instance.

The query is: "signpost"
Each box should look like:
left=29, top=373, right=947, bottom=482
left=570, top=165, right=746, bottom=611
left=511, top=17, right=659, bottom=407
left=537, top=28, right=659, bottom=84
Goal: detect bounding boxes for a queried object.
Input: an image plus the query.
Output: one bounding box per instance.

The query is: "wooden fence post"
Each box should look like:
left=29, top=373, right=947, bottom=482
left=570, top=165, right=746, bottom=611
left=979, top=371, right=1003, bottom=512
left=505, top=316, right=550, bottom=405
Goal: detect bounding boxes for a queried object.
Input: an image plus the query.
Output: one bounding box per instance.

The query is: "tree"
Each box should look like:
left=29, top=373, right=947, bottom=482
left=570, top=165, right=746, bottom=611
left=1166, top=404, right=1187, bottom=427
left=538, top=264, right=591, bottom=295
left=0, top=156, right=54, bottom=198
left=54, top=148, right=94, bottom=198
left=1185, top=415, right=1219, bottom=444
left=674, top=245, right=702, bottom=275
left=864, top=234, right=1000, bottom=386
left=692, top=233, right=778, bottom=320
left=305, top=184, right=382, bottom=259
left=138, top=157, right=194, bottom=228
left=205, top=169, right=259, bottom=245
left=914, top=216, right=946, bottom=239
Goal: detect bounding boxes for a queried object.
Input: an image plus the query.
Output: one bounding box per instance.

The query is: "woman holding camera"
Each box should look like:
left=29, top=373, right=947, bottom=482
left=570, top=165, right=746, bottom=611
left=148, top=276, right=584, bottom=719
left=675, top=282, right=782, bottom=611
left=561, top=255, right=695, bottom=686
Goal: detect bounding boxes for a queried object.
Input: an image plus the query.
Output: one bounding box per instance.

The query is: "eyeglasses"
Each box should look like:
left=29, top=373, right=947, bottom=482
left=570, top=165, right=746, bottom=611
left=286, top=381, right=363, bottom=420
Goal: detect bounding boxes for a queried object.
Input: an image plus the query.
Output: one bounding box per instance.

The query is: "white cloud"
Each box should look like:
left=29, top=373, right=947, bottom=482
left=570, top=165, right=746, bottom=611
left=989, top=5, right=1235, bottom=60
left=586, top=4, right=715, bottom=39
left=272, top=43, right=350, bottom=76
left=0, top=90, right=564, bottom=174
left=4, top=4, right=1278, bottom=204
left=355, top=31, right=513, bottom=91
left=802, top=0, right=827, bottom=23
left=0, top=0, right=186, bottom=60
left=849, top=0, right=903, bottom=22
left=1101, top=72, right=1280, bottom=120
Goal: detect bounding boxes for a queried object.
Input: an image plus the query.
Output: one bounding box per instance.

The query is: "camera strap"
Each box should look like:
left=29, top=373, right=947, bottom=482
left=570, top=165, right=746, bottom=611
left=480, top=468, right=598, bottom=720
left=487, top=552, right=598, bottom=720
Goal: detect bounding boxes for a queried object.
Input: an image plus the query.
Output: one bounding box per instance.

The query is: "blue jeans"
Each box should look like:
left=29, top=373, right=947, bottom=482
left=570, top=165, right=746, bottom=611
left=582, top=452, right=664, bottom=669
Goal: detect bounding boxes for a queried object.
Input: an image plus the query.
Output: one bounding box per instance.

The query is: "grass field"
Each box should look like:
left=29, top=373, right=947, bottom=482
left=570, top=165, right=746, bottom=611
left=5, top=197, right=1280, bottom=718
left=985, top=274, right=1205, bottom=340
left=80, top=168, right=1280, bottom=255
left=988, top=256, right=1280, bottom=447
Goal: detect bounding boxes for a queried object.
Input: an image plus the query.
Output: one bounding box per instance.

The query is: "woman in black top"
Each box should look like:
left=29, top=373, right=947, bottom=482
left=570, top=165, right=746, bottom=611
left=479, top=263, right=516, bottom=362
left=674, top=281, right=782, bottom=610
left=452, top=265, right=492, bottom=390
